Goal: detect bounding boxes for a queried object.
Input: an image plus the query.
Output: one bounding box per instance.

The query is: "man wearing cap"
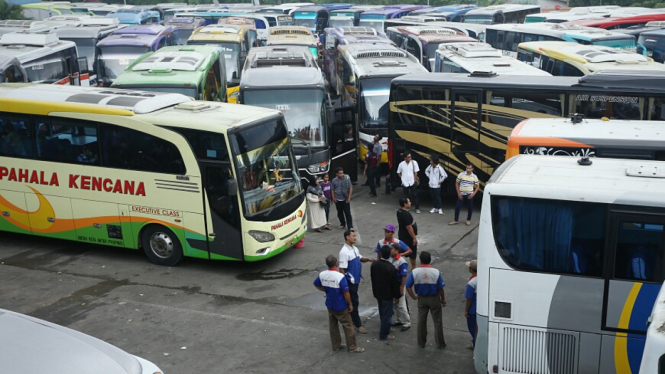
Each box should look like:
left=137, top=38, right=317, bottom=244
left=406, top=251, right=446, bottom=349
left=375, top=224, right=412, bottom=261
left=465, top=259, right=478, bottom=350
left=390, top=243, right=411, bottom=332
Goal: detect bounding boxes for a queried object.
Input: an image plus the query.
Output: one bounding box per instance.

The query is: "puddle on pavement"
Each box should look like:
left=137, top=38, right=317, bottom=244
left=236, top=268, right=308, bottom=281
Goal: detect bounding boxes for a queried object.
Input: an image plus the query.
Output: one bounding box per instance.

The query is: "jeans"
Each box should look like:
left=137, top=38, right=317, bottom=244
left=348, top=282, right=362, bottom=328
left=402, top=185, right=419, bottom=209
left=377, top=298, right=394, bottom=340
left=323, top=200, right=330, bottom=223
left=467, top=313, right=477, bottom=347
left=368, top=167, right=378, bottom=196
left=430, top=187, right=442, bottom=210
left=335, top=200, right=353, bottom=229
left=455, top=194, right=474, bottom=221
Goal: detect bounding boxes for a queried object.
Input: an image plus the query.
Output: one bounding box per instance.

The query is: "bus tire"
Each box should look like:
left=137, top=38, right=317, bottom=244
left=141, top=225, right=183, bottom=266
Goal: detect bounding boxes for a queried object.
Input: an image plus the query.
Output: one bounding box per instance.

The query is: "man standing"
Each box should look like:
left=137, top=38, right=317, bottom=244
left=425, top=155, right=447, bottom=215
left=332, top=167, right=353, bottom=230
left=406, top=251, right=446, bottom=349
left=375, top=224, right=412, bottom=260
left=397, top=151, right=420, bottom=214
left=390, top=243, right=411, bottom=332
left=339, top=229, right=374, bottom=334
left=450, top=163, right=480, bottom=227
left=363, top=150, right=379, bottom=197
left=372, top=134, right=383, bottom=188
left=464, top=259, right=478, bottom=350
left=313, top=255, right=365, bottom=353
left=371, top=245, right=401, bottom=342
left=397, top=197, right=418, bottom=269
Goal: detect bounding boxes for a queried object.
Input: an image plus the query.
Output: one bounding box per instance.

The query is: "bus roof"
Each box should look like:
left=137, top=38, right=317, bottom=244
left=267, top=27, right=317, bottom=46
left=565, top=13, right=665, bottom=28
left=0, top=32, right=76, bottom=63
left=486, top=23, right=633, bottom=41
left=464, top=4, right=540, bottom=17
left=392, top=70, right=665, bottom=94
left=189, top=24, right=246, bottom=43
left=438, top=42, right=551, bottom=76
left=390, top=26, right=475, bottom=43
left=240, top=45, right=323, bottom=90
left=511, top=117, right=665, bottom=148
left=114, top=24, right=172, bottom=35
left=269, top=25, right=313, bottom=36
left=0, top=83, right=281, bottom=132
left=518, top=41, right=665, bottom=71
left=97, top=33, right=162, bottom=47
left=111, top=45, right=220, bottom=88
left=640, top=29, right=665, bottom=37
left=488, top=155, right=665, bottom=206
left=340, top=43, right=427, bottom=78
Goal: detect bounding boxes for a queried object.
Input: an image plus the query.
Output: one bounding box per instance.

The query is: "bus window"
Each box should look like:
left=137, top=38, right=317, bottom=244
left=486, top=30, right=499, bottom=49
left=492, top=196, right=606, bottom=277
left=442, top=58, right=468, bottom=73
left=614, top=222, right=664, bottom=282
left=100, top=125, right=185, bottom=174
left=24, top=56, right=67, bottom=84
left=405, top=38, right=421, bottom=62
left=0, top=113, right=34, bottom=159
left=451, top=92, right=481, bottom=153
left=37, top=118, right=99, bottom=165
left=174, top=129, right=229, bottom=162
left=573, top=94, right=643, bottom=120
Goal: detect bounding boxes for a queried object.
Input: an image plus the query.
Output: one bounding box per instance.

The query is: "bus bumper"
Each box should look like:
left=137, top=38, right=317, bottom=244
left=475, top=314, right=490, bottom=374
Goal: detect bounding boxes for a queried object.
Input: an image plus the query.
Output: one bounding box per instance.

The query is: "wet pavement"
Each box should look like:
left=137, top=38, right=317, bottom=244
left=0, top=179, right=479, bottom=374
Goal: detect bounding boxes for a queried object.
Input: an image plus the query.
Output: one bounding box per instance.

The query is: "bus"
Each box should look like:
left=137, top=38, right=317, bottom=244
left=266, top=26, right=320, bottom=61
left=0, top=32, right=83, bottom=86
left=187, top=24, right=257, bottom=103
left=435, top=42, right=551, bottom=77
left=51, top=18, right=127, bottom=86
left=388, top=70, right=665, bottom=186
left=22, top=2, right=73, bottom=20
left=517, top=41, right=665, bottom=77
left=475, top=155, right=665, bottom=374
left=106, top=9, right=161, bottom=25
left=335, top=43, right=427, bottom=168
left=566, top=13, right=665, bottom=30
left=239, top=45, right=331, bottom=180
left=329, top=9, right=363, bottom=28
left=485, top=23, right=640, bottom=58
left=506, top=117, right=665, bottom=161
left=260, top=14, right=294, bottom=28
left=461, top=4, right=541, bottom=25
left=638, top=29, right=665, bottom=63
left=292, top=6, right=330, bottom=34
left=0, top=57, right=27, bottom=83
left=96, top=25, right=177, bottom=87
left=359, top=8, right=419, bottom=32
left=385, top=26, right=476, bottom=71
left=254, top=3, right=314, bottom=15
left=410, top=4, right=476, bottom=22
left=164, top=17, right=205, bottom=45
left=111, top=45, right=226, bottom=102
left=524, top=6, right=619, bottom=24
left=640, top=281, right=665, bottom=374
left=0, top=83, right=306, bottom=265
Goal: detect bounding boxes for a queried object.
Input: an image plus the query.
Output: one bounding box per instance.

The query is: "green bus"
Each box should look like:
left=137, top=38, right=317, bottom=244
left=111, top=45, right=227, bottom=102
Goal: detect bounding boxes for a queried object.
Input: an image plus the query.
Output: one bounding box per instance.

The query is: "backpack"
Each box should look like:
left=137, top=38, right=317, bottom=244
left=368, top=152, right=379, bottom=168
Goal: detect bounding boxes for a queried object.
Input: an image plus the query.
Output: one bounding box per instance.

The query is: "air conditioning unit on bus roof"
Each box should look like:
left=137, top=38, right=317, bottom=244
left=0, top=32, right=60, bottom=47
left=340, top=26, right=376, bottom=35
left=0, top=20, right=34, bottom=28
left=355, top=50, right=407, bottom=59
left=270, top=27, right=311, bottom=36
left=646, top=21, right=665, bottom=27
left=440, top=43, right=502, bottom=58
left=81, top=17, right=120, bottom=27
left=403, top=27, right=457, bottom=36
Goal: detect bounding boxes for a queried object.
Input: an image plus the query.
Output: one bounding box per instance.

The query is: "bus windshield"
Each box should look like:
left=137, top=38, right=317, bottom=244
left=463, top=15, right=493, bottom=24
left=591, top=38, right=637, bottom=50
left=242, top=89, right=326, bottom=148
left=189, top=41, right=239, bottom=83
left=98, top=45, right=151, bottom=81
left=359, top=16, right=385, bottom=30
left=329, top=18, right=354, bottom=27
left=24, top=56, right=67, bottom=84
left=231, top=119, right=302, bottom=216
left=65, top=38, right=97, bottom=71
left=294, top=16, right=316, bottom=29
left=359, top=77, right=391, bottom=128
left=640, top=34, right=665, bottom=53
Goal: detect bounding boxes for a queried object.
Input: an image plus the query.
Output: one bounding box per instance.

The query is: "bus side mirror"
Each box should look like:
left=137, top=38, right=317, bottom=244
left=227, top=178, right=238, bottom=196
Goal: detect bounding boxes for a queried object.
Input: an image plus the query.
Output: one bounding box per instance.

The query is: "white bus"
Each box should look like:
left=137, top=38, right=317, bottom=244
left=461, top=4, right=541, bottom=25
left=640, top=281, right=665, bottom=374
left=434, top=42, right=551, bottom=76
left=0, top=32, right=85, bottom=86
left=0, top=83, right=306, bottom=265
left=475, top=155, right=665, bottom=374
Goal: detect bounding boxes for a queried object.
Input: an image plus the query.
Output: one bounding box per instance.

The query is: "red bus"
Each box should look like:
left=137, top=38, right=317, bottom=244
left=564, top=13, right=665, bottom=30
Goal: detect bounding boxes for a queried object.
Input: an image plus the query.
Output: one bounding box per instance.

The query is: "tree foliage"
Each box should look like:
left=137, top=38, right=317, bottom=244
left=0, top=0, right=25, bottom=20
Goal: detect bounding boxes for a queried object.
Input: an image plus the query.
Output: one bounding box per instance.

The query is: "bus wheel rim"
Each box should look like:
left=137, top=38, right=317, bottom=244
left=149, top=232, right=173, bottom=259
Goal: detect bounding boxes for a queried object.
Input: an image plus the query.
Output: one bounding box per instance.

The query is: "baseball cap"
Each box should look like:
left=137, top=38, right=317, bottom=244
left=383, top=224, right=396, bottom=232
left=465, top=260, right=477, bottom=271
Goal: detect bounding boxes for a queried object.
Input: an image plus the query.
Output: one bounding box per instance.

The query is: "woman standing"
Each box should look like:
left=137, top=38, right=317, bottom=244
left=306, top=176, right=329, bottom=232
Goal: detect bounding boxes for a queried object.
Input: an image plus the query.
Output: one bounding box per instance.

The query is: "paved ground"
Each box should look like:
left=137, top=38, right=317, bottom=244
left=0, top=178, right=480, bottom=374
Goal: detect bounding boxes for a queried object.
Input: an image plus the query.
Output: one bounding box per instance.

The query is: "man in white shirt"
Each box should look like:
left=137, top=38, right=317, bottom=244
left=425, top=155, right=447, bottom=215
left=397, top=151, right=421, bottom=214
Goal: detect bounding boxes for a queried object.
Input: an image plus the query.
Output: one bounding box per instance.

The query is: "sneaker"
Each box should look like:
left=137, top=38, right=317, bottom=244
left=429, top=208, right=436, bottom=213
left=449, top=221, right=459, bottom=225
left=416, top=209, right=421, bottom=214
left=438, top=209, right=443, bottom=215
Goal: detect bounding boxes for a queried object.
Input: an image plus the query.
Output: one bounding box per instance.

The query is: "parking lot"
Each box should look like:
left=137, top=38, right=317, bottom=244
left=0, top=182, right=479, bottom=374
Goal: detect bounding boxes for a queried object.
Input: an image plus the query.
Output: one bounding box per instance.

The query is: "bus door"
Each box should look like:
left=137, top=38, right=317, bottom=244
left=199, top=161, right=244, bottom=260
left=449, top=89, right=483, bottom=174
left=602, top=210, right=665, bottom=373
left=330, top=105, right=358, bottom=183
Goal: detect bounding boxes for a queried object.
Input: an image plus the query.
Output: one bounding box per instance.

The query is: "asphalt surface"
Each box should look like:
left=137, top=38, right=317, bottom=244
left=0, top=178, right=480, bottom=374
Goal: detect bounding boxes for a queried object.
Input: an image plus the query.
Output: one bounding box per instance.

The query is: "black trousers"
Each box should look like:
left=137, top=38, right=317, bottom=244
left=368, top=167, right=378, bottom=196
left=335, top=200, right=353, bottom=229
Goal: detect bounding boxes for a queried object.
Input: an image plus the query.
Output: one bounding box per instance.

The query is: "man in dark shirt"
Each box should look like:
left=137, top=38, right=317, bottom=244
left=397, top=196, right=418, bottom=268
left=371, top=244, right=401, bottom=342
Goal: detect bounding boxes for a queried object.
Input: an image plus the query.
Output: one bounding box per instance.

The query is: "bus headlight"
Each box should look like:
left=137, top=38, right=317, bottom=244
left=308, top=160, right=329, bottom=174
left=248, top=230, right=275, bottom=243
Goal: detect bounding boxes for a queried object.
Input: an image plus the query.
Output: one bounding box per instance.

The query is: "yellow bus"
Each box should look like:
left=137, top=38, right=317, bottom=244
left=187, top=24, right=257, bottom=103
left=0, top=83, right=307, bottom=265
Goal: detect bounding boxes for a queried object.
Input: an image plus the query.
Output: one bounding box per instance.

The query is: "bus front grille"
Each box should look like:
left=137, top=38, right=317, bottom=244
left=500, top=325, right=578, bottom=374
